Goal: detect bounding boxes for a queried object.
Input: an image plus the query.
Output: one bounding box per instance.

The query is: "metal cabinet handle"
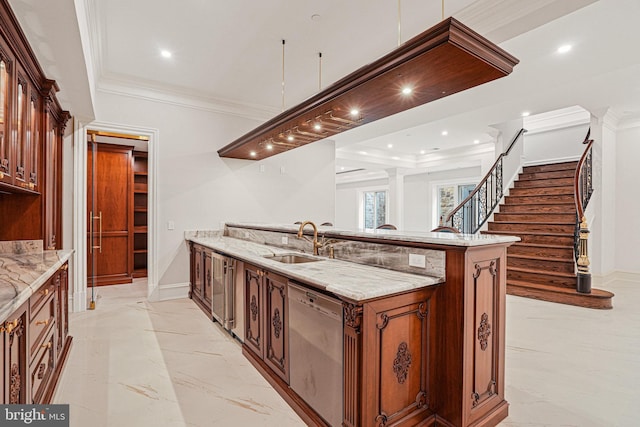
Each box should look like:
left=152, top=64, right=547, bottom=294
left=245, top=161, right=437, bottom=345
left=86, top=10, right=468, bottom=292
left=35, top=319, right=49, bottom=327
left=41, top=342, right=52, bottom=349
left=41, top=288, right=49, bottom=296
left=90, top=210, right=103, bottom=253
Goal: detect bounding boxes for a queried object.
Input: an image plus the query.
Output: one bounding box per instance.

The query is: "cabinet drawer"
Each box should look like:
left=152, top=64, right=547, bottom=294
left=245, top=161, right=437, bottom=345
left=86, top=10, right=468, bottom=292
left=30, top=328, right=55, bottom=404
left=30, top=276, right=56, bottom=318
left=30, top=293, right=56, bottom=360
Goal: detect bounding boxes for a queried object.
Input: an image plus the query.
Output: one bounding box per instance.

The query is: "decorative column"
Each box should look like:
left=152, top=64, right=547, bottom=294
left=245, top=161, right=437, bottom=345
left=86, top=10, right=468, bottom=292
left=386, top=168, right=405, bottom=229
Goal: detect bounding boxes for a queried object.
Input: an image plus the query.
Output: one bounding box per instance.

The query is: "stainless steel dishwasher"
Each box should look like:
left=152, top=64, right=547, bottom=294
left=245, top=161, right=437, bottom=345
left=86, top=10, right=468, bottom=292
left=288, top=282, right=343, bottom=427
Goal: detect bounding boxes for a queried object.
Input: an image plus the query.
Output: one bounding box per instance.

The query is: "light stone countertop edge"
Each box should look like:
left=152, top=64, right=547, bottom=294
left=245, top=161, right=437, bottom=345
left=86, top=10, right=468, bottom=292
left=0, top=250, right=74, bottom=323
left=224, top=222, right=520, bottom=247
left=187, top=236, right=443, bottom=302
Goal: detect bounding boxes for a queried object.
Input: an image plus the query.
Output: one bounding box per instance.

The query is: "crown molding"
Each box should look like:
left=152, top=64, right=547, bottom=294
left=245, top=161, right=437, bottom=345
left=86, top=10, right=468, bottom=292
left=96, top=75, right=279, bottom=122
left=523, top=105, right=590, bottom=135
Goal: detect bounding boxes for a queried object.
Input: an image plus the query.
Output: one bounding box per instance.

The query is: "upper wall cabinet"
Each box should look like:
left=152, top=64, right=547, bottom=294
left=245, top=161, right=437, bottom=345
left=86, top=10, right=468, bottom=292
left=0, top=0, right=70, bottom=246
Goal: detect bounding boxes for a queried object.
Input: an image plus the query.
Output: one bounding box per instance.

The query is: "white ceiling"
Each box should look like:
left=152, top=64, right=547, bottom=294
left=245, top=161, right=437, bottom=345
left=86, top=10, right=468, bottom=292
left=8, top=0, right=640, bottom=176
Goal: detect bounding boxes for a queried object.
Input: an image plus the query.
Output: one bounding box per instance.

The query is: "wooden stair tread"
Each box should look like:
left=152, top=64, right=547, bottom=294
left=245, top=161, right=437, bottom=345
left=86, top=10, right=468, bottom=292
left=511, top=242, right=572, bottom=249
left=508, top=253, right=574, bottom=263
left=492, top=221, right=575, bottom=225
left=507, top=280, right=613, bottom=298
left=483, top=230, right=573, bottom=237
left=507, top=281, right=614, bottom=309
left=507, top=266, right=576, bottom=278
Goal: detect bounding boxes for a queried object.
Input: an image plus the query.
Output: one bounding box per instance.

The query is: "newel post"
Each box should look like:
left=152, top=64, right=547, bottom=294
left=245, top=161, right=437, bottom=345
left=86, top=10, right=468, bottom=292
left=576, top=215, right=592, bottom=294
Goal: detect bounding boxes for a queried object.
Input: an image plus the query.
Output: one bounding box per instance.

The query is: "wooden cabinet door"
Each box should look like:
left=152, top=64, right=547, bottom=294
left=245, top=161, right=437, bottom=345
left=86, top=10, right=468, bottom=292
left=244, top=264, right=264, bottom=359
left=13, top=66, right=28, bottom=188
left=87, top=143, right=133, bottom=285
left=0, top=45, right=12, bottom=186
left=192, top=244, right=203, bottom=299
left=203, top=249, right=213, bottom=309
left=57, top=262, right=69, bottom=353
left=264, top=272, right=289, bottom=383
left=3, top=302, right=28, bottom=404
left=360, top=288, right=435, bottom=427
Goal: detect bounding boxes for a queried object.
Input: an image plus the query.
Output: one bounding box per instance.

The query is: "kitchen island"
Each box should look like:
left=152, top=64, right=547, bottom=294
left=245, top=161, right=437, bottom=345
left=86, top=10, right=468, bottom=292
left=187, top=223, right=518, bottom=427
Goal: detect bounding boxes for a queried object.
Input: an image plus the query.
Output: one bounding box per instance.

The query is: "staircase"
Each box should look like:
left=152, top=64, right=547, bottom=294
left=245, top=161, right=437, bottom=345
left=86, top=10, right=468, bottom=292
left=484, top=161, right=613, bottom=309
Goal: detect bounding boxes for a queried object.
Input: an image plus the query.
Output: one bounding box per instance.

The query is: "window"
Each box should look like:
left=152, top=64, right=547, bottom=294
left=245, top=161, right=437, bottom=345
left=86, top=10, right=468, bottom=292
left=435, top=183, right=476, bottom=226
left=363, top=190, right=387, bottom=229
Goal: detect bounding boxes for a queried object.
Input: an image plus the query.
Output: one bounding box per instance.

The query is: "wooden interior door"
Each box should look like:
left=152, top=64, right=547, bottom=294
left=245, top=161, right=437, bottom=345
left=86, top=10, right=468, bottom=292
left=87, top=139, right=133, bottom=286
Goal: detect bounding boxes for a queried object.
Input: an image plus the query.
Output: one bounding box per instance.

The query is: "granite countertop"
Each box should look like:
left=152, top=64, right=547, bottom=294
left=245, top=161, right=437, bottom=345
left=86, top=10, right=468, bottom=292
left=188, top=235, right=443, bottom=302
left=224, top=222, right=520, bottom=247
left=0, top=250, right=74, bottom=323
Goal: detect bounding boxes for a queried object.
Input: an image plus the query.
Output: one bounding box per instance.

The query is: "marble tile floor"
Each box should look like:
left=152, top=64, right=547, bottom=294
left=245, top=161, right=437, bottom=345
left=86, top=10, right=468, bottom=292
left=55, top=278, right=640, bottom=426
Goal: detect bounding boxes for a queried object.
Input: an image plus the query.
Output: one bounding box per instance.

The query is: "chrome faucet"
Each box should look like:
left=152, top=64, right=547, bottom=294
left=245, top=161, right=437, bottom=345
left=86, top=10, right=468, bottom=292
left=297, top=221, right=322, bottom=255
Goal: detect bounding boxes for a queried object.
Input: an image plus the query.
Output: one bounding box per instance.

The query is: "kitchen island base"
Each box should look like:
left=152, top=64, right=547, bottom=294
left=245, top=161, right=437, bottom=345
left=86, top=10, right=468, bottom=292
left=187, top=224, right=516, bottom=426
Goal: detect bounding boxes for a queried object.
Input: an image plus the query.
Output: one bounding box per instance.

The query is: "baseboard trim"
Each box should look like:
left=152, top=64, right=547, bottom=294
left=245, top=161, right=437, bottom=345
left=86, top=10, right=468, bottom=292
left=154, top=282, right=190, bottom=301
left=594, top=270, right=640, bottom=286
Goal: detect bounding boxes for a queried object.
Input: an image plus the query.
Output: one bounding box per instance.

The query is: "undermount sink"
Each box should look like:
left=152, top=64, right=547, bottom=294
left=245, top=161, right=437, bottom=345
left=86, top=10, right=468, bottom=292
left=264, top=254, right=322, bottom=264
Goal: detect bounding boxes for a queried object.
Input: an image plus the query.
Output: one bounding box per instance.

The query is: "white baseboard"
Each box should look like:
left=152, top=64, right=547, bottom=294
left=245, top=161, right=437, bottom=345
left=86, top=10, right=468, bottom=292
left=593, top=270, right=640, bottom=286
left=72, top=290, right=87, bottom=313
left=153, top=282, right=190, bottom=301
left=523, top=156, right=580, bottom=167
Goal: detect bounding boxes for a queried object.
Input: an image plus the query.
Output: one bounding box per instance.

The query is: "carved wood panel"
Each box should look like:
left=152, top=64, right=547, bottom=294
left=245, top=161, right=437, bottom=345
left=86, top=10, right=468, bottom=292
left=264, top=273, right=289, bottom=383
left=244, top=265, right=264, bottom=359
left=361, top=289, right=434, bottom=426
left=5, top=305, right=27, bottom=404
left=343, top=303, right=363, bottom=427
left=463, top=247, right=507, bottom=426
left=203, top=249, right=212, bottom=306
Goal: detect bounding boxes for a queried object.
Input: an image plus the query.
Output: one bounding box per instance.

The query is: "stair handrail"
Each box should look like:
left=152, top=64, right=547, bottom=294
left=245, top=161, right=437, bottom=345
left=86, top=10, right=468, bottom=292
left=574, top=128, right=594, bottom=293
left=437, top=128, right=527, bottom=233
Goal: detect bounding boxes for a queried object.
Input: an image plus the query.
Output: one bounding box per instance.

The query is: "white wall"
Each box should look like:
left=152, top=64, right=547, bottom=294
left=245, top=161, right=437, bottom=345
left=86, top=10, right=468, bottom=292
left=92, top=90, right=335, bottom=294
left=335, top=178, right=387, bottom=230
left=615, top=125, right=640, bottom=274
left=523, top=124, right=589, bottom=165
left=335, top=167, right=482, bottom=232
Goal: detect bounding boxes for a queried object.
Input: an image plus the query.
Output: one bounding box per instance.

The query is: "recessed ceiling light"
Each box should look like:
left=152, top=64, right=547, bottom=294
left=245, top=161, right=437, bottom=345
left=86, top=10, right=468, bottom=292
left=160, top=49, right=172, bottom=58
left=557, top=44, right=572, bottom=54
left=266, top=144, right=273, bottom=150
left=401, top=87, right=412, bottom=95
left=392, top=156, right=399, bottom=160
left=441, top=130, right=448, bottom=136
left=340, top=166, right=345, bottom=171
left=313, top=123, right=321, bottom=131
left=249, top=151, right=256, bottom=157
left=473, top=139, right=480, bottom=144
left=521, top=111, right=530, bottom=117
left=420, top=150, right=426, bottom=154
left=387, top=143, right=393, bottom=148
left=350, top=109, right=359, bottom=116
left=359, top=151, right=368, bottom=155
left=287, top=135, right=295, bottom=141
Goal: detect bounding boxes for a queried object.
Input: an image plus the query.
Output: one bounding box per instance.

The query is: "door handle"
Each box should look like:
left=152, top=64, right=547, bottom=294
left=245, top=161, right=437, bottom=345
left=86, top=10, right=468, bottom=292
left=90, top=210, right=102, bottom=253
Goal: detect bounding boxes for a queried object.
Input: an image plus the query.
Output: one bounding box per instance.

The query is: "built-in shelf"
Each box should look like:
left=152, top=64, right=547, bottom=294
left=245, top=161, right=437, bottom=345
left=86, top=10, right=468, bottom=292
left=132, top=151, right=148, bottom=278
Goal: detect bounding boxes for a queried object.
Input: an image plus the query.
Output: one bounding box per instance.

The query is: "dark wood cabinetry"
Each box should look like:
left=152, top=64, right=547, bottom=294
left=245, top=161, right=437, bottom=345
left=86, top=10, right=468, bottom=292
left=132, top=151, right=148, bottom=277
left=189, top=242, right=212, bottom=316
left=243, top=263, right=289, bottom=383
left=244, top=263, right=264, bottom=358
left=2, top=300, right=27, bottom=404
left=0, top=0, right=70, bottom=246
left=264, top=272, right=289, bottom=383
left=1, top=261, right=71, bottom=404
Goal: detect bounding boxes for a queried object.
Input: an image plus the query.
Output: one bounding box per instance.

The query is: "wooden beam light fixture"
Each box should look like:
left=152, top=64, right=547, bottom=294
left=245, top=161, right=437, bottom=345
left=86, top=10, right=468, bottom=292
left=218, top=18, right=519, bottom=161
